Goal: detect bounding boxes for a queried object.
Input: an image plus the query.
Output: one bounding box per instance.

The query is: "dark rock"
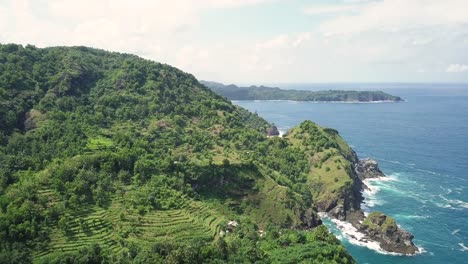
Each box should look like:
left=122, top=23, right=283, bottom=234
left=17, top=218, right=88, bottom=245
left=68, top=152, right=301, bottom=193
left=355, top=158, right=385, bottom=180
left=358, top=212, right=418, bottom=255
left=328, top=204, right=346, bottom=220
left=346, top=210, right=365, bottom=227
left=300, top=208, right=320, bottom=228
left=266, top=125, right=280, bottom=136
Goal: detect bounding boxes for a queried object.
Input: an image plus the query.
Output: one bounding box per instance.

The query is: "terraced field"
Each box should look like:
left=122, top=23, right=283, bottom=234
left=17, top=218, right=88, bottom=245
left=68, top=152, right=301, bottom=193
left=35, top=208, right=118, bottom=259
left=35, top=198, right=225, bottom=260
left=127, top=201, right=225, bottom=245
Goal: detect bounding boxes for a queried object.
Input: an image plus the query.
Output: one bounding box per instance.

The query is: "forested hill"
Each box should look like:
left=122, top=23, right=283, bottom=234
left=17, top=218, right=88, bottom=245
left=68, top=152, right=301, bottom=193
left=0, top=44, right=357, bottom=263
left=201, top=80, right=403, bottom=102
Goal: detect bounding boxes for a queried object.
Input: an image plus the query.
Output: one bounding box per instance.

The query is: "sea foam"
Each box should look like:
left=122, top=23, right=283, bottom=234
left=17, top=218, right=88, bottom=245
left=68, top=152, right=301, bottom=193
left=319, top=213, right=424, bottom=256
left=459, top=243, right=468, bottom=251
left=436, top=195, right=468, bottom=210
left=361, top=175, right=398, bottom=209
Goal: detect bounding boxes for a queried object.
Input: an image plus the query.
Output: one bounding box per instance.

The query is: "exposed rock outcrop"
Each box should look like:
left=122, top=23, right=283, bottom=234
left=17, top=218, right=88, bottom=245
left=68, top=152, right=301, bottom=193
left=322, top=151, right=419, bottom=255
left=354, top=212, right=419, bottom=255
left=300, top=208, right=321, bottom=228
left=266, top=125, right=280, bottom=136
left=324, top=150, right=364, bottom=220
left=355, top=158, right=385, bottom=180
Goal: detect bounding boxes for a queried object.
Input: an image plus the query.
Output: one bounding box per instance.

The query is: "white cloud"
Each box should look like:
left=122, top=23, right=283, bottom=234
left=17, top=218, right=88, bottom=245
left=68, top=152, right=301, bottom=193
left=255, top=32, right=312, bottom=49
left=315, top=0, right=468, bottom=36
left=343, top=0, right=374, bottom=3
left=0, top=0, right=274, bottom=74
left=304, top=5, right=359, bottom=15
left=204, top=0, right=270, bottom=9
left=292, top=32, right=311, bottom=47
left=0, top=0, right=467, bottom=83
left=411, top=38, right=432, bottom=46
left=446, top=64, right=468, bottom=73
left=255, top=34, right=289, bottom=49
left=1, top=0, right=273, bottom=49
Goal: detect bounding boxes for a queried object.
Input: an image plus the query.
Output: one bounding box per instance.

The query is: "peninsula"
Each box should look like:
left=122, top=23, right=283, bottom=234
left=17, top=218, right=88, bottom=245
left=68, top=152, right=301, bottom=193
left=201, top=81, right=403, bottom=102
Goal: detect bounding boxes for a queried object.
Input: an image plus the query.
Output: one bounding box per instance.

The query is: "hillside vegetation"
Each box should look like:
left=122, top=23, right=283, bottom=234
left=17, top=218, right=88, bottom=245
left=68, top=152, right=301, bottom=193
left=201, top=81, right=403, bottom=102
left=0, top=44, right=357, bottom=263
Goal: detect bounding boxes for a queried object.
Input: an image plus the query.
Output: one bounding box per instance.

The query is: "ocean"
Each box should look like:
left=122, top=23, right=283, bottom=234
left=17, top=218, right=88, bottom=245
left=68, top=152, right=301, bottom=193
left=233, top=83, right=468, bottom=264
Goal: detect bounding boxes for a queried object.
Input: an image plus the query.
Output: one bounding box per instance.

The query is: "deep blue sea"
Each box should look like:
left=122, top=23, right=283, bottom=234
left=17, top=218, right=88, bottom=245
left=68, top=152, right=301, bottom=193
left=233, top=83, right=468, bottom=264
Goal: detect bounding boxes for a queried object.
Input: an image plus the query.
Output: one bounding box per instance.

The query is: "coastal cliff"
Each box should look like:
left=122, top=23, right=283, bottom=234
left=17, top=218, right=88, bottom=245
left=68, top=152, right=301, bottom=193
left=0, top=43, right=412, bottom=262
left=322, top=149, right=419, bottom=255
left=355, top=158, right=385, bottom=179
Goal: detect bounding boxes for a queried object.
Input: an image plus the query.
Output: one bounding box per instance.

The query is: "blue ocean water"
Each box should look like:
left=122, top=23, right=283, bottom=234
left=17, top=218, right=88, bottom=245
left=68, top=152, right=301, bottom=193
left=234, top=84, right=468, bottom=264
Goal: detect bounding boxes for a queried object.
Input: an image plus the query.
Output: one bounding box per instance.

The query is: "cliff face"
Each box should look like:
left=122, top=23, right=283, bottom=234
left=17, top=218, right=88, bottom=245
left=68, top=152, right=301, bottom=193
left=355, top=158, right=385, bottom=179
left=323, top=148, right=363, bottom=220
left=325, top=149, right=419, bottom=255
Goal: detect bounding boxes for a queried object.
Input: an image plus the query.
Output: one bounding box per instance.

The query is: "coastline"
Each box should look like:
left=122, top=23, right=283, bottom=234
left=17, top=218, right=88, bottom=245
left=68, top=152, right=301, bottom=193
left=320, top=212, right=425, bottom=256
left=320, top=174, right=423, bottom=256
left=232, top=99, right=404, bottom=104
left=233, top=88, right=468, bottom=263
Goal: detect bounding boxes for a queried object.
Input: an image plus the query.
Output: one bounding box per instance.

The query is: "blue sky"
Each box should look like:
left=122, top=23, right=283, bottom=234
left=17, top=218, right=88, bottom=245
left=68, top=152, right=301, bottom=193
left=1, top=0, right=468, bottom=84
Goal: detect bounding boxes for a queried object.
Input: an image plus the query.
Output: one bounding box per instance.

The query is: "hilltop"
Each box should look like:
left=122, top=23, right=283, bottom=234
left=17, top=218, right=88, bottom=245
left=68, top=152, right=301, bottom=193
left=201, top=81, right=403, bottom=102
left=0, top=44, right=414, bottom=263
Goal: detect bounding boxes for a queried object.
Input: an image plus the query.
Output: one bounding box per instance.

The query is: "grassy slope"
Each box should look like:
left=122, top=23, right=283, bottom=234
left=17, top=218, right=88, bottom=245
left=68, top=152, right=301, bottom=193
left=284, top=122, right=359, bottom=212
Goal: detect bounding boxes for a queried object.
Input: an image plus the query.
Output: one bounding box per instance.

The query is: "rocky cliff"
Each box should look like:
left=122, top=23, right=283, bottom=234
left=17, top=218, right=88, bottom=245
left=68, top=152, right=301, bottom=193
left=323, top=148, right=419, bottom=254
left=355, top=158, right=385, bottom=179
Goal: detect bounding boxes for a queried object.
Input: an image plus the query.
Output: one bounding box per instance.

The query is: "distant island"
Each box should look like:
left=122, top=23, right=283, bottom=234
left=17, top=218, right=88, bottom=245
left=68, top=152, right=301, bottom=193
left=201, top=81, right=403, bottom=102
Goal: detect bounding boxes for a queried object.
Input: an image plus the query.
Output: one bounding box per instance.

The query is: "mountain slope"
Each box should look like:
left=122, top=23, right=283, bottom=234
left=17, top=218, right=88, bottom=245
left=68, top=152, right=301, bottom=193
left=0, top=44, right=362, bottom=263
left=201, top=80, right=403, bottom=102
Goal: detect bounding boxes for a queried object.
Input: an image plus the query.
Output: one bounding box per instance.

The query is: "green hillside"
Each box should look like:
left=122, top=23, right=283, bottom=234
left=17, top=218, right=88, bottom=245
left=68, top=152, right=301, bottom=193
left=201, top=81, right=403, bottom=102
left=0, top=44, right=357, bottom=263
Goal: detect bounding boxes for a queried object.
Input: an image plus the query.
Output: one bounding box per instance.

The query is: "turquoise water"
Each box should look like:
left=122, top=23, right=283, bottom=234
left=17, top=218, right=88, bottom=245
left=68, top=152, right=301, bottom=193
left=234, top=84, right=468, bottom=264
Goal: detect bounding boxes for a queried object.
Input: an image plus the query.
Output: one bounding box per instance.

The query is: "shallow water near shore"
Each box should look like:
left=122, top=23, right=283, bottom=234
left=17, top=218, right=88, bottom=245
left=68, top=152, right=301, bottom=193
left=234, top=84, right=468, bottom=264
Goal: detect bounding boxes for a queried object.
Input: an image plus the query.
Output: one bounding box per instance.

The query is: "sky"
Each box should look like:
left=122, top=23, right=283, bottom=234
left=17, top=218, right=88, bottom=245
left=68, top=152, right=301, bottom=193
left=1, top=0, right=468, bottom=84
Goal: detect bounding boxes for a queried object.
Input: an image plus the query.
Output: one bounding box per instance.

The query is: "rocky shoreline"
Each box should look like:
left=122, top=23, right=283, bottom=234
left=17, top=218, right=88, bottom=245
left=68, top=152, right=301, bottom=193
left=322, top=154, right=420, bottom=255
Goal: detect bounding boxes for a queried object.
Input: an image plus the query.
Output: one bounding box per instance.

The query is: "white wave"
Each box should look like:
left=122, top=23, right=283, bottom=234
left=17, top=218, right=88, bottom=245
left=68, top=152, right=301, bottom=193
left=415, top=168, right=441, bottom=175
left=363, top=175, right=400, bottom=192
left=435, top=202, right=455, bottom=210
left=459, top=243, right=468, bottom=251
left=452, top=229, right=461, bottom=235
left=278, top=129, right=286, bottom=137
left=439, top=186, right=453, bottom=194
left=437, top=195, right=468, bottom=210
left=363, top=180, right=381, bottom=196
left=320, top=214, right=422, bottom=256
left=398, top=214, right=431, bottom=220
left=451, top=199, right=468, bottom=209
left=360, top=203, right=373, bottom=212
left=364, top=174, right=399, bottom=183
left=415, top=246, right=427, bottom=255
left=376, top=158, right=401, bottom=164
left=376, top=158, right=412, bottom=167
left=361, top=175, right=399, bottom=208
